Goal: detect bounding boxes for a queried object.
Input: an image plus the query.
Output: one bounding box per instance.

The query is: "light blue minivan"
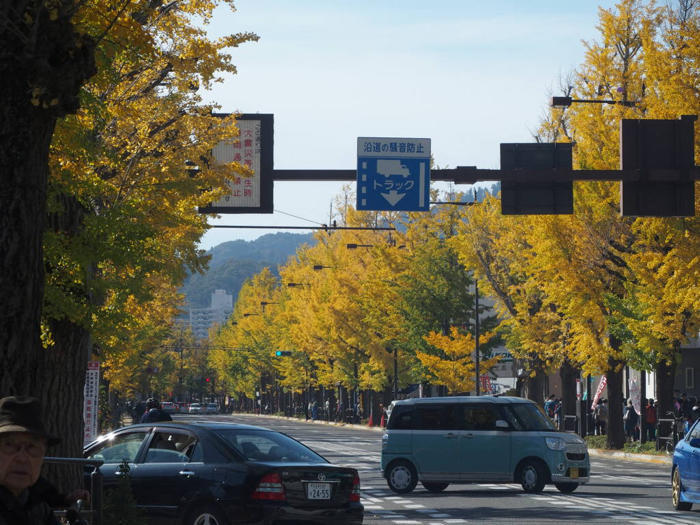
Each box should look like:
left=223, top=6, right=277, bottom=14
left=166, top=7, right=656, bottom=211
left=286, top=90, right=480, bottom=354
left=381, top=396, right=589, bottom=494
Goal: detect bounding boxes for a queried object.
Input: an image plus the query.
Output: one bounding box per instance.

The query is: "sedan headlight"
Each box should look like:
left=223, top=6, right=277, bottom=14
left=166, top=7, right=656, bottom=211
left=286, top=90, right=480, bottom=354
left=545, top=437, right=566, bottom=451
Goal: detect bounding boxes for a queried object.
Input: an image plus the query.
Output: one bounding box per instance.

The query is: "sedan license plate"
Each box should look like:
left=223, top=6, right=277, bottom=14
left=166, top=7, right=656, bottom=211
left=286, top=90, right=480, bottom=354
left=569, top=467, right=579, bottom=479
left=306, top=482, right=331, bottom=500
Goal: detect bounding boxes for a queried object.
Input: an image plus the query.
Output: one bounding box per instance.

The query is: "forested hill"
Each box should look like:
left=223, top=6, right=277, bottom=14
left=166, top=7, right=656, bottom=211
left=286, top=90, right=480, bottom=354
left=182, top=232, right=315, bottom=308
left=181, top=186, right=499, bottom=308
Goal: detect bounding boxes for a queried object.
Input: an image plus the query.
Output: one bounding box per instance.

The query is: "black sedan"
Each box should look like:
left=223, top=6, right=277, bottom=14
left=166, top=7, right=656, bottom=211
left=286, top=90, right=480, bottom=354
left=84, top=421, right=363, bottom=525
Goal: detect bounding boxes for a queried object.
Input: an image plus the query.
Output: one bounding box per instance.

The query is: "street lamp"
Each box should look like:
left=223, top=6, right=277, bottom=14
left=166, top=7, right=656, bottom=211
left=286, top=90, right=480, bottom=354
left=260, top=301, right=277, bottom=312
left=346, top=242, right=406, bottom=250
left=551, top=96, right=637, bottom=107
left=313, top=264, right=333, bottom=271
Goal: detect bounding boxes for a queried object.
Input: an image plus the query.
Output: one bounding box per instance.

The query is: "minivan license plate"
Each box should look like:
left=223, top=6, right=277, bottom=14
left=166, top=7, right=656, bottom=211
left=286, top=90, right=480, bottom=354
left=569, top=467, right=579, bottom=478
left=307, top=482, right=331, bottom=499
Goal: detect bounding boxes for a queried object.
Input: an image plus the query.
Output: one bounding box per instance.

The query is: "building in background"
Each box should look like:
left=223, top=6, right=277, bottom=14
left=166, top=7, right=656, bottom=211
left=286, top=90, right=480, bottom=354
left=187, top=289, right=233, bottom=340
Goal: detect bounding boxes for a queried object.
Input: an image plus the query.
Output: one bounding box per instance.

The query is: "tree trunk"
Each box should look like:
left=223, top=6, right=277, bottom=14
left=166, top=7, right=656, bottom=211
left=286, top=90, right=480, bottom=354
left=656, top=356, right=677, bottom=421
left=108, top=382, right=122, bottom=429
left=521, top=369, right=545, bottom=405
left=605, top=360, right=626, bottom=449
left=560, top=360, right=578, bottom=419
left=40, top=318, right=92, bottom=492
left=0, top=107, right=56, bottom=396
left=1, top=0, right=95, bottom=488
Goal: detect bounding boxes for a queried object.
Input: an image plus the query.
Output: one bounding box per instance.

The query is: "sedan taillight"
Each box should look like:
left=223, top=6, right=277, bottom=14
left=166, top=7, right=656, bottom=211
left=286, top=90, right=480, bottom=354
left=252, top=472, right=286, bottom=501
left=349, top=473, right=361, bottom=502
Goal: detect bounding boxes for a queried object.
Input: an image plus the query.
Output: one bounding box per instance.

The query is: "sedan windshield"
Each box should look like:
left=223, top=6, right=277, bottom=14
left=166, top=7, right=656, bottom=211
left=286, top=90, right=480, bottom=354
left=213, top=429, right=327, bottom=463
left=503, top=403, right=556, bottom=431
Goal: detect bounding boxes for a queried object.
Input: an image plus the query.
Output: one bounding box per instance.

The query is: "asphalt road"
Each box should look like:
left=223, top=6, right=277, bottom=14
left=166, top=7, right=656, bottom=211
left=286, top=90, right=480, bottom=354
left=178, top=413, right=699, bottom=524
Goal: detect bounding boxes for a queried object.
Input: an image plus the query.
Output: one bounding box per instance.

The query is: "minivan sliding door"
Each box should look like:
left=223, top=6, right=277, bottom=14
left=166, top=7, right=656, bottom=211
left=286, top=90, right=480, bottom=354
left=459, top=404, right=511, bottom=481
left=410, top=404, right=463, bottom=482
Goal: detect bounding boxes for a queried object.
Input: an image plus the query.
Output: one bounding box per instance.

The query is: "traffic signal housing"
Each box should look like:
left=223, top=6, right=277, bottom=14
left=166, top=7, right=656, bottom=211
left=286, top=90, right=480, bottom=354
left=275, top=350, right=292, bottom=357
left=500, top=142, right=573, bottom=215
left=620, top=117, right=695, bottom=217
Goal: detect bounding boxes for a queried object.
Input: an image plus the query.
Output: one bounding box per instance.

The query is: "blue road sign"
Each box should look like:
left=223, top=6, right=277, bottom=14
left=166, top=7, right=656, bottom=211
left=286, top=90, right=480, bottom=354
left=357, top=137, right=431, bottom=211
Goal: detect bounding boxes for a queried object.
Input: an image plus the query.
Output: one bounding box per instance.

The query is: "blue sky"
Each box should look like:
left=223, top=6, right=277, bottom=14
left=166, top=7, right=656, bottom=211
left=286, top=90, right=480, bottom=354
left=199, top=0, right=617, bottom=248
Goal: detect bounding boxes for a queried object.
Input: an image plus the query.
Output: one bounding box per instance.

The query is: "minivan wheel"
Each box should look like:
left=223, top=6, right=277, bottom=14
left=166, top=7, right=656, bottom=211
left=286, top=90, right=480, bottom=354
left=422, top=482, right=449, bottom=493
left=517, top=460, right=546, bottom=493
left=672, top=468, right=693, bottom=511
left=386, top=460, right=418, bottom=494
left=554, top=482, right=578, bottom=494
left=187, top=505, right=229, bottom=525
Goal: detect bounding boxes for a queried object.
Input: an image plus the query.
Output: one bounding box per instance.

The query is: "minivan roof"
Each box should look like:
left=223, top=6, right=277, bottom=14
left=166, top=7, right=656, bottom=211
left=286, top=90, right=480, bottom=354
left=389, top=396, right=533, bottom=406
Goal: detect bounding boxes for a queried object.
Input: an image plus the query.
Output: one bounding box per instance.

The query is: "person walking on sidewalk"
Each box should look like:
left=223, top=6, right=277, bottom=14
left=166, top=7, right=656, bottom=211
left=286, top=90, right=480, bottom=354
left=140, top=399, right=172, bottom=423
left=597, top=399, right=608, bottom=435
left=624, top=399, right=639, bottom=442
left=645, top=399, right=657, bottom=441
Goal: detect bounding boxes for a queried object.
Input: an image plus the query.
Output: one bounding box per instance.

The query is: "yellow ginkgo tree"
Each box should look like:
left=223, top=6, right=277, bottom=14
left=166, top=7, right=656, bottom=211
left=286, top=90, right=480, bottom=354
left=37, top=0, right=258, bottom=473
left=420, top=327, right=500, bottom=395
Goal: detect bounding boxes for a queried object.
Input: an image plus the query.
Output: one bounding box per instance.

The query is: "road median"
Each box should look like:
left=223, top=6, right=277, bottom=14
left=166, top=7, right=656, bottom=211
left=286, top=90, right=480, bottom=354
left=588, top=447, right=672, bottom=465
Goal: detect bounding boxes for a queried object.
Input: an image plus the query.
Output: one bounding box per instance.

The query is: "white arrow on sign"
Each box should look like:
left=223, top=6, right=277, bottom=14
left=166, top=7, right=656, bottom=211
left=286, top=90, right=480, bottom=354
left=381, top=190, right=406, bottom=206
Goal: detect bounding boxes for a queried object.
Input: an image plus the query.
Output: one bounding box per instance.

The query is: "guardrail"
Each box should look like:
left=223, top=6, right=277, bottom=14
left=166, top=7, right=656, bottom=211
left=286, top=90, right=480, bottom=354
left=44, top=456, right=104, bottom=525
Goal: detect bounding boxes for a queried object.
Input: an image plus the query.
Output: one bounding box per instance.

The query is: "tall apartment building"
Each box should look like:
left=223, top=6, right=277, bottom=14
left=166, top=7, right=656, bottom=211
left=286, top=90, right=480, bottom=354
left=188, top=289, right=233, bottom=340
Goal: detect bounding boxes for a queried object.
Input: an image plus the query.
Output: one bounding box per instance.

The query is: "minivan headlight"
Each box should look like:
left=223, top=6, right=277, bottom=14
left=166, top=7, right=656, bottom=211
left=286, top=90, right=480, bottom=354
left=545, top=437, right=566, bottom=451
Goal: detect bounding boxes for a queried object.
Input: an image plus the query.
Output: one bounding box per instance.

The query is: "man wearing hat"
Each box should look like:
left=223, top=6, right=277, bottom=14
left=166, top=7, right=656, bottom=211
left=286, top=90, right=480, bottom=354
left=0, top=396, right=69, bottom=524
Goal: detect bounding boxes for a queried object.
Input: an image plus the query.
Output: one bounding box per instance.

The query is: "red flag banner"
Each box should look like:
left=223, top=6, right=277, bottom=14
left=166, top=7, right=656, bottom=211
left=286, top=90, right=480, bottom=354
left=591, top=376, right=607, bottom=410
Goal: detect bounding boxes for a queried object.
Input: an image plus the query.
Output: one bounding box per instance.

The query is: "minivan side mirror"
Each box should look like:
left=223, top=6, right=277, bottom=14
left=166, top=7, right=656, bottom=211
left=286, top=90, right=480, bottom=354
left=495, top=420, right=510, bottom=430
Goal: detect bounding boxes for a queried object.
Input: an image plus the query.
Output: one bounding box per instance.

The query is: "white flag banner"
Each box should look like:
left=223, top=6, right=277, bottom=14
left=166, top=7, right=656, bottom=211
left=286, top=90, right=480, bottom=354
left=629, top=377, right=642, bottom=416
left=83, top=362, right=100, bottom=445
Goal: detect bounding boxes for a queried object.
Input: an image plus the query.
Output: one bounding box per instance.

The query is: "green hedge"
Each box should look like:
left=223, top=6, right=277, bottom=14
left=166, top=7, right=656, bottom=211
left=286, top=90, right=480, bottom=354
left=584, top=434, right=664, bottom=455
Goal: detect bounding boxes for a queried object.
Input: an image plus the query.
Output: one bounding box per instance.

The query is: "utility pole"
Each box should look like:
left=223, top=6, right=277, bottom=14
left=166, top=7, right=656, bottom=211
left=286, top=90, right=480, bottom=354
left=475, top=279, right=480, bottom=396
left=393, top=347, right=398, bottom=401
left=177, top=333, right=184, bottom=401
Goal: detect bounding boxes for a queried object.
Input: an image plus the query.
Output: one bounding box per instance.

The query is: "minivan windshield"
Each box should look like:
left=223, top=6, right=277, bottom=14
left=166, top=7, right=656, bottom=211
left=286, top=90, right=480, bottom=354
left=503, top=403, right=556, bottom=431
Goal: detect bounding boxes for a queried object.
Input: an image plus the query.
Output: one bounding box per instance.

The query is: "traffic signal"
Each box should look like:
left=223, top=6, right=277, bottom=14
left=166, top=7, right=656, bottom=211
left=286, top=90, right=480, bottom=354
left=500, top=142, right=573, bottom=214
left=205, top=377, right=210, bottom=383
left=275, top=350, right=292, bottom=357
left=620, top=117, right=695, bottom=216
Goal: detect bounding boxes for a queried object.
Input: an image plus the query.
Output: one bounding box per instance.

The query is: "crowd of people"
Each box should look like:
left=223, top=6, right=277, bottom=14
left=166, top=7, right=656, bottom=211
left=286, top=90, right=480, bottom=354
left=673, top=393, right=700, bottom=436
left=588, top=393, right=700, bottom=443
left=544, top=395, right=563, bottom=429
left=301, top=399, right=364, bottom=424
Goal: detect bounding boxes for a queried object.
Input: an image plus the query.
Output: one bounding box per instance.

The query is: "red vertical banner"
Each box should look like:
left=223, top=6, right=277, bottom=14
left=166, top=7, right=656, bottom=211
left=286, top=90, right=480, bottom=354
left=480, top=375, right=493, bottom=394
left=591, top=376, right=607, bottom=410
